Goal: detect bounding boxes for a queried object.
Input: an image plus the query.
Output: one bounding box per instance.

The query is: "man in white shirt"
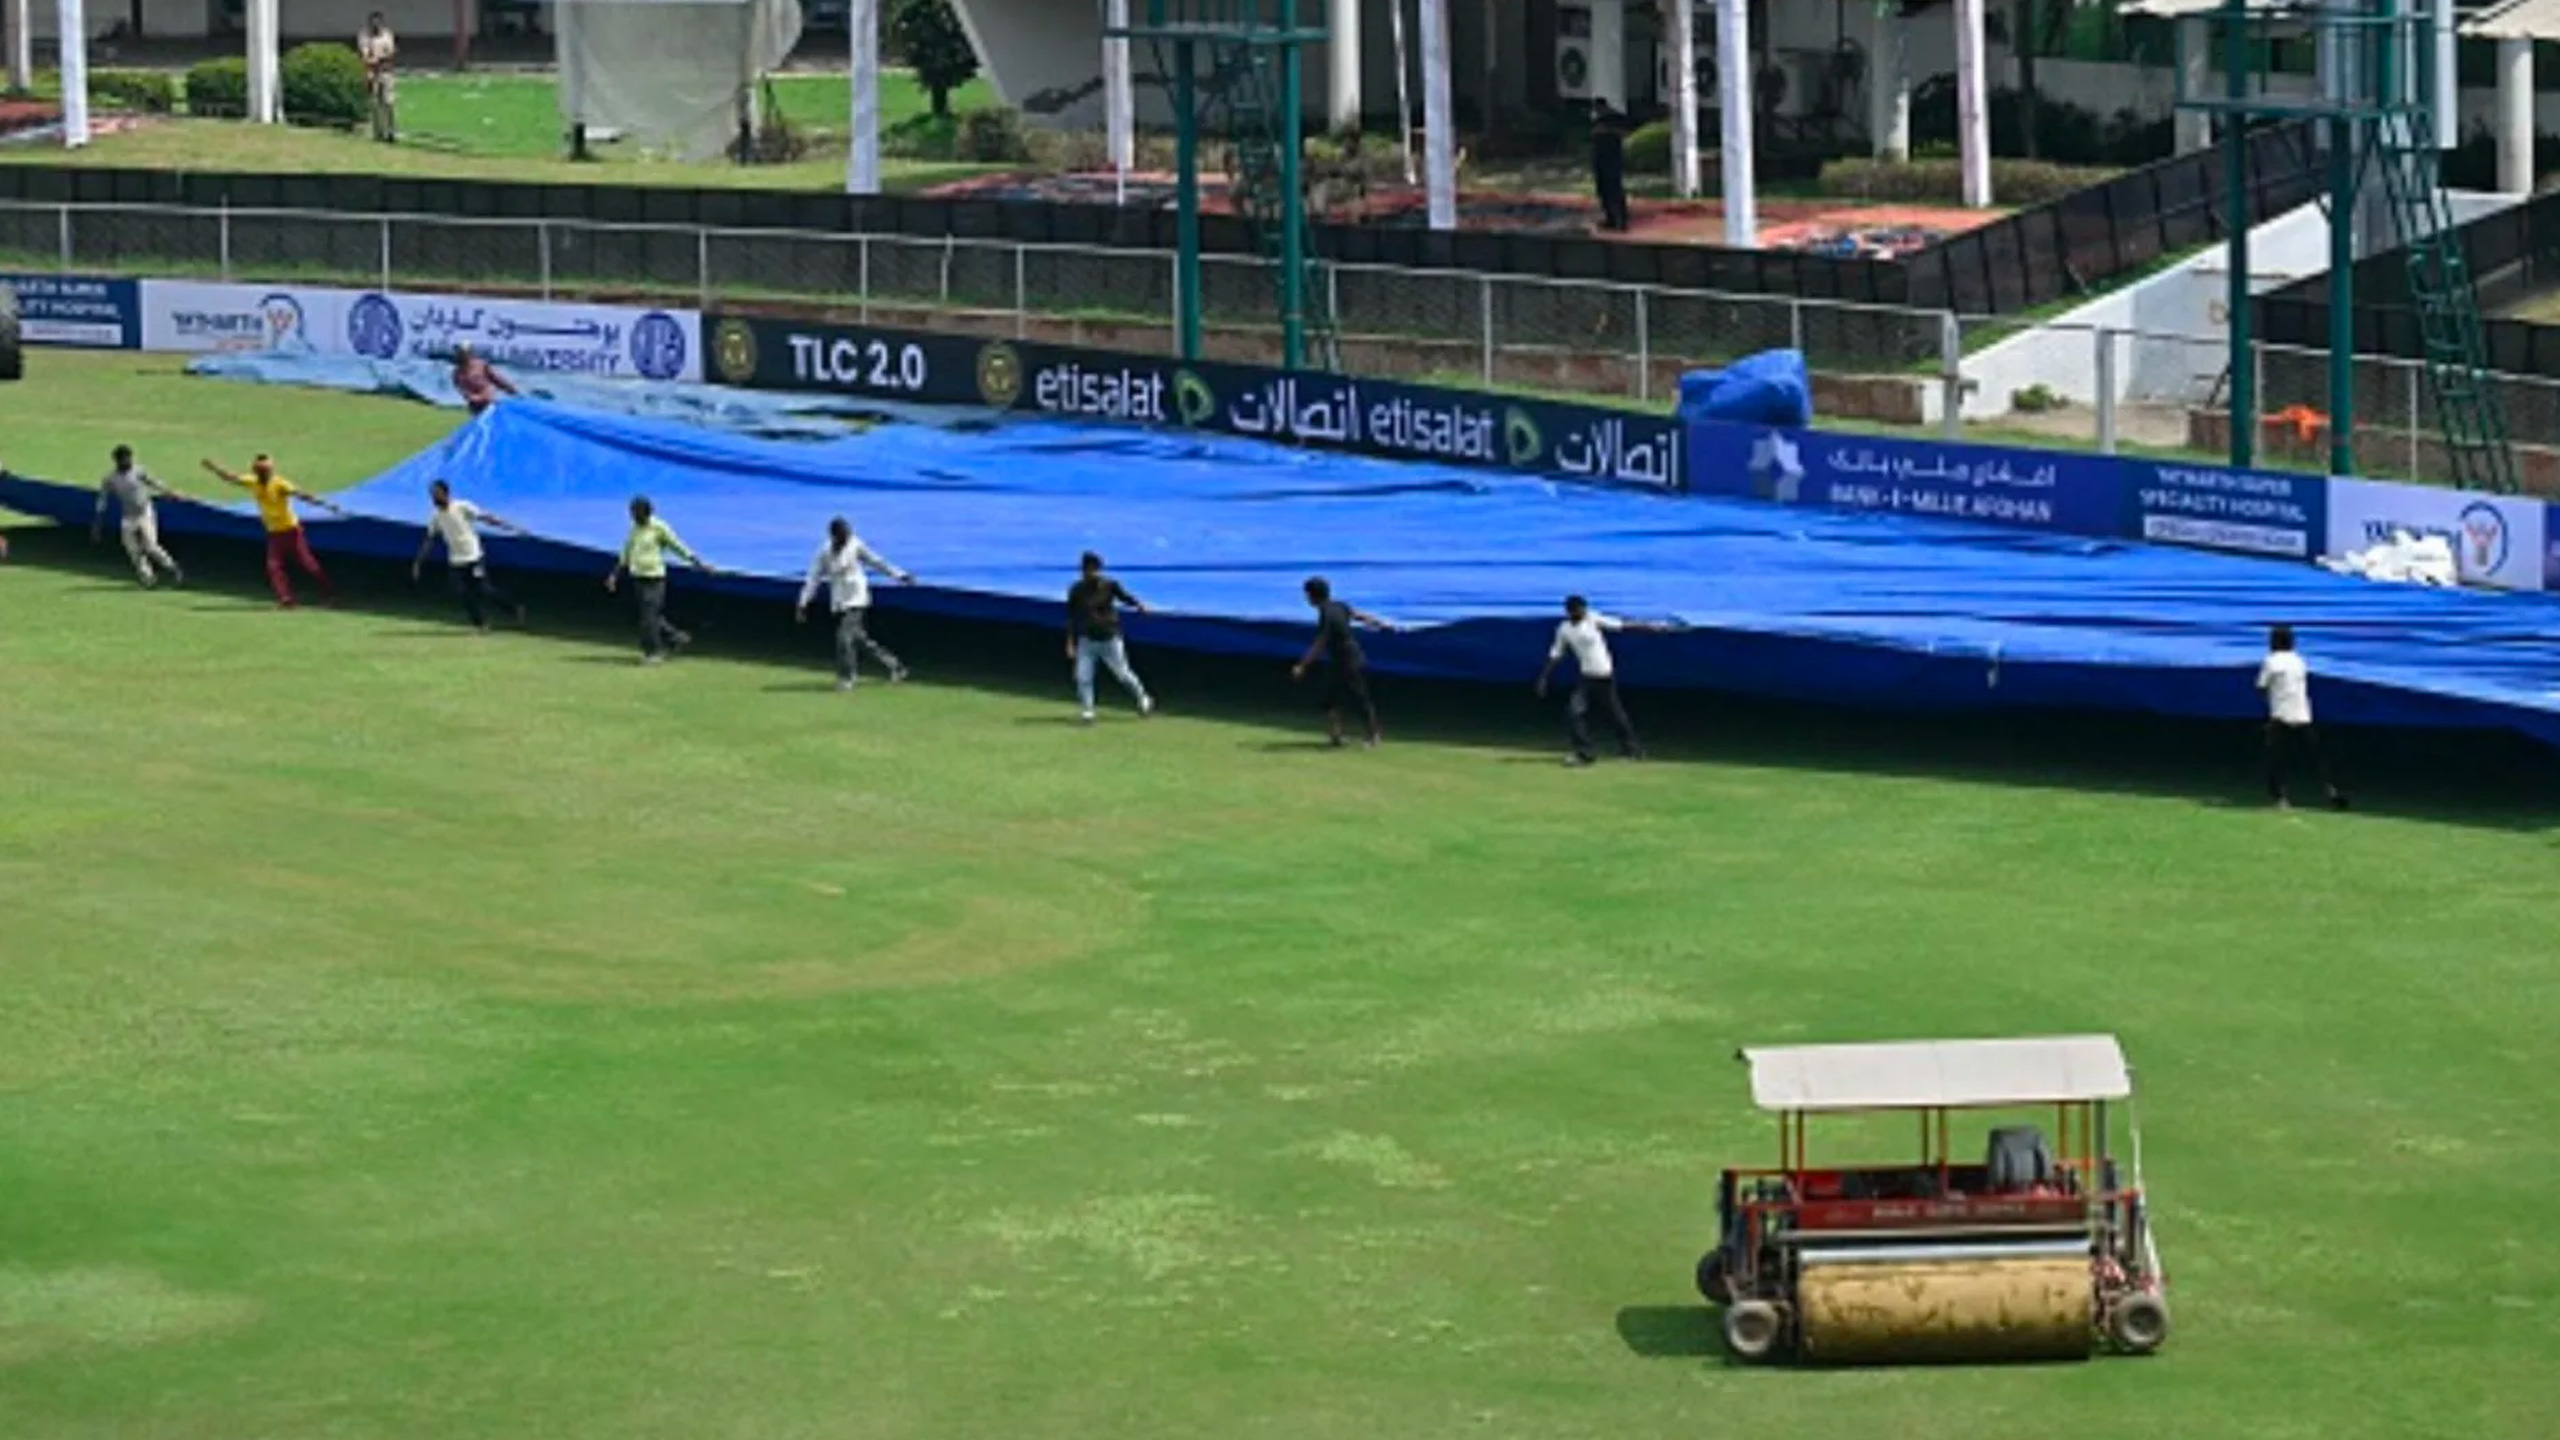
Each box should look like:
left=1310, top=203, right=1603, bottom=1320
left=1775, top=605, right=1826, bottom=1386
left=90, top=444, right=183, bottom=587
left=1536, top=594, right=1670, bottom=766
left=2258, top=624, right=2346, bottom=810
left=357, top=13, right=398, bottom=142
left=796, top=515, right=915, bottom=690
left=412, top=479, right=527, bottom=631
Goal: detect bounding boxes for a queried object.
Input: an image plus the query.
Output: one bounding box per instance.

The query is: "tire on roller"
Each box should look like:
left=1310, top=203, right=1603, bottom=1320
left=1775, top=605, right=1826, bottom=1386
left=0, top=286, right=21, bottom=383
left=1723, top=1299, right=1785, bottom=1363
left=2110, top=1293, right=2169, bottom=1355
left=1695, top=1247, right=1733, bottom=1305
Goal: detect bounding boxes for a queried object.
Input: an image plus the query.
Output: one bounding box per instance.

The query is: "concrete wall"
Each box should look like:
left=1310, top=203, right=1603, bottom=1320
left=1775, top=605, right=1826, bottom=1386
left=1952, top=190, right=2524, bottom=424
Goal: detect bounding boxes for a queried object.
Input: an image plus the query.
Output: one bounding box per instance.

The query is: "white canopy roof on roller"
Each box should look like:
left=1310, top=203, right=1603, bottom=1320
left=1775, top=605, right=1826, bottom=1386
left=2470, top=0, right=2560, bottom=41
left=1740, top=1035, right=2132, bottom=1113
left=2127, top=0, right=2559, bottom=37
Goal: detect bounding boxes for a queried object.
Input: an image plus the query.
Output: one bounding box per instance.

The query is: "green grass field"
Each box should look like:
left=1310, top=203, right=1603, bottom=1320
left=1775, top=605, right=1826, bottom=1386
left=5, top=353, right=2560, bottom=1438
left=0, top=70, right=999, bottom=192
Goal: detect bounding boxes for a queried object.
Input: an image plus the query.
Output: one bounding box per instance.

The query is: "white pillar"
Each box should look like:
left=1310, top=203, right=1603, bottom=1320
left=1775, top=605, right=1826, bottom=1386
left=1421, top=0, right=1455, bottom=230
left=2175, top=17, right=2209, bottom=155
left=1389, top=0, right=1414, bottom=181
left=1951, top=0, right=1991, bottom=207
left=2499, top=37, right=2535, bottom=196
left=246, top=0, right=282, bottom=124
left=1103, top=0, right=1132, bottom=176
left=1329, top=0, right=1362, bottom=131
left=55, top=0, right=86, bottom=148
left=1716, top=0, right=1755, bottom=245
left=2435, top=0, right=2458, bottom=151
left=1590, top=0, right=1626, bottom=108
left=1868, top=1, right=1907, bottom=161
left=1667, top=0, right=1699, bottom=197
left=848, top=0, right=880, bottom=193
left=7, top=0, right=30, bottom=94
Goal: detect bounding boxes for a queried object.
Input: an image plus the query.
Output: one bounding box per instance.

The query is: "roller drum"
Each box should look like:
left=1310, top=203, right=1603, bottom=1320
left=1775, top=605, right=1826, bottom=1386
left=1797, top=1255, right=2094, bottom=1365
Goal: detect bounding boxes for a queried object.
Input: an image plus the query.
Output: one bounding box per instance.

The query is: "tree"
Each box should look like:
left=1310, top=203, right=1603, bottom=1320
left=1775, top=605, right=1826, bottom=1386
left=889, top=0, right=980, bottom=118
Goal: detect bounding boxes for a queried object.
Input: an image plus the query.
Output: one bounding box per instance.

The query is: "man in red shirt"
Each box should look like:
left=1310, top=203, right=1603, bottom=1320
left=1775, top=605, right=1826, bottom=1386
left=452, top=344, right=518, bottom=416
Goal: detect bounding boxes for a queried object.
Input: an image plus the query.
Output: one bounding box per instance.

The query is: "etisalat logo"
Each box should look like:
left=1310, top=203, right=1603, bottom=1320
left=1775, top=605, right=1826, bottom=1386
left=981, top=342, right=1210, bottom=427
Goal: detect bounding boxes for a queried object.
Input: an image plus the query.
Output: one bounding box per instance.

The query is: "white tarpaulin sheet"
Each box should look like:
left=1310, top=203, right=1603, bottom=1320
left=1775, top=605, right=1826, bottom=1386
left=556, top=0, right=803, bottom=162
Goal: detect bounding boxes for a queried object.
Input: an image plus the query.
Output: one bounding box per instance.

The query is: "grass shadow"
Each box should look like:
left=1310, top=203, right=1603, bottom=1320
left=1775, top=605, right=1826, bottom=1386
left=1614, top=1305, right=1723, bottom=1361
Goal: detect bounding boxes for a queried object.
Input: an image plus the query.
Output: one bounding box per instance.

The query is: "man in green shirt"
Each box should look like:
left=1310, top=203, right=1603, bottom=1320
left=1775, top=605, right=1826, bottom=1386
left=603, top=496, right=715, bottom=664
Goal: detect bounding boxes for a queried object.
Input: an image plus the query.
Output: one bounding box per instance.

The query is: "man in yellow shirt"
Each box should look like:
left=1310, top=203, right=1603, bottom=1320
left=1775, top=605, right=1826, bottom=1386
left=203, top=453, right=345, bottom=607
left=604, top=495, right=717, bottom=663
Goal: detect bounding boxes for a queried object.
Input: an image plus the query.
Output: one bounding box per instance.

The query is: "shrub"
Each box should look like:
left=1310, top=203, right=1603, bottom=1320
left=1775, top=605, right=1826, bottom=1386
left=952, top=105, right=1029, bottom=164
left=2012, top=383, right=2067, bottom=413
left=1025, top=126, right=1111, bottom=173
left=90, top=69, right=179, bottom=114
left=1817, top=156, right=2114, bottom=207
left=281, top=42, right=367, bottom=128
left=184, top=57, right=248, bottom=119
left=1622, top=119, right=1673, bottom=175
left=882, top=111, right=958, bottom=161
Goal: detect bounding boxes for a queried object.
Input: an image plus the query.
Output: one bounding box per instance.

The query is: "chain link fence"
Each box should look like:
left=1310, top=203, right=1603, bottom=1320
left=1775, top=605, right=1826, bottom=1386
left=6, top=197, right=2558, bottom=490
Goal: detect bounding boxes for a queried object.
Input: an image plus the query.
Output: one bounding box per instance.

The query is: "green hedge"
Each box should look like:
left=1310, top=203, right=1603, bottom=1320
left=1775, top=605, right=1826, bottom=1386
left=1817, top=156, right=2118, bottom=208
left=184, top=58, right=247, bottom=119
left=1622, top=119, right=1673, bottom=176
left=282, top=42, right=368, bottom=128
left=91, top=69, right=179, bottom=113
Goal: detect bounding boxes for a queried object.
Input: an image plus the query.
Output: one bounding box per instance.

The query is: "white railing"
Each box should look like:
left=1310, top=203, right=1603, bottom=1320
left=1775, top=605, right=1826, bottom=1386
left=6, top=196, right=2554, bottom=488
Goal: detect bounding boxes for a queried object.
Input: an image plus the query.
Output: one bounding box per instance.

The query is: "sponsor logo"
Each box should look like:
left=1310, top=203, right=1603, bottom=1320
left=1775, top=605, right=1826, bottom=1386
left=1173, top=369, right=1216, bottom=427
left=712, top=319, right=757, bottom=387
left=259, top=293, right=306, bottom=348
left=346, top=293, right=404, bottom=360
left=1747, top=430, right=1805, bottom=503
left=630, top=311, right=689, bottom=382
left=2460, top=500, right=2510, bottom=574
left=160, top=290, right=308, bottom=350
left=1028, top=356, right=1167, bottom=422
left=1358, top=390, right=1498, bottom=462
left=1502, top=407, right=1543, bottom=469
left=977, top=342, right=1023, bottom=408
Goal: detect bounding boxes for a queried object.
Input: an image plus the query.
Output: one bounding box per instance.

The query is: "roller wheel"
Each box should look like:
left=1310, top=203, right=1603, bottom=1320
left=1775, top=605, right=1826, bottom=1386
left=1723, top=1299, right=1784, bottom=1363
left=2110, top=1294, right=2169, bottom=1355
left=1695, top=1248, right=1733, bottom=1305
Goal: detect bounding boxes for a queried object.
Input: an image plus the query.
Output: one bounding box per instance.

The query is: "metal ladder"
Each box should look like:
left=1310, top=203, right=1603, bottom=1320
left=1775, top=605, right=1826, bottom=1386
left=2373, top=110, right=2518, bottom=492
left=1205, top=43, right=1339, bottom=370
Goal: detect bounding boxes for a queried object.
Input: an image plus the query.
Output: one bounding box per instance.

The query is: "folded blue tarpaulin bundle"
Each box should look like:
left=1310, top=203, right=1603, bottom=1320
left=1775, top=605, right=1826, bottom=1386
left=1677, top=350, right=1814, bottom=430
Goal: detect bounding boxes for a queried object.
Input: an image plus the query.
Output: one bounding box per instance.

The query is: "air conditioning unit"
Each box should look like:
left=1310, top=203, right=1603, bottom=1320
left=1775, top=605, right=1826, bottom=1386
left=1652, top=3, right=1715, bottom=101
left=1774, top=46, right=1835, bottom=119
left=1557, top=4, right=1598, bottom=101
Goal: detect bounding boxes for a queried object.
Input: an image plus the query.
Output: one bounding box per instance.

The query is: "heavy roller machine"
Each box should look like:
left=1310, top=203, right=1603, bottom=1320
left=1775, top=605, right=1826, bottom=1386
left=1696, top=1035, right=2168, bottom=1364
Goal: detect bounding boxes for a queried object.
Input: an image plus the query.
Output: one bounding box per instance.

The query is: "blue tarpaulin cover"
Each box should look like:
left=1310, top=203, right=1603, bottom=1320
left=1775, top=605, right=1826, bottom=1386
left=1677, top=350, right=1814, bottom=430
left=7, top=398, right=2560, bottom=743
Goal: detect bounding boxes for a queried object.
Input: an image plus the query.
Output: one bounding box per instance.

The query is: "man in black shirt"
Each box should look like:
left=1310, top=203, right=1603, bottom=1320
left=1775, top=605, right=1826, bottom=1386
left=1291, top=575, right=1392, bottom=748
left=1066, top=550, right=1155, bottom=723
left=1590, top=99, right=1632, bottom=233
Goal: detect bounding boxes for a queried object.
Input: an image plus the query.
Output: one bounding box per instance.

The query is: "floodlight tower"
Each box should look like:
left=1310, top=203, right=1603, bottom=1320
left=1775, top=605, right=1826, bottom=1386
left=2173, top=0, right=2513, bottom=491
left=1101, top=0, right=1338, bottom=371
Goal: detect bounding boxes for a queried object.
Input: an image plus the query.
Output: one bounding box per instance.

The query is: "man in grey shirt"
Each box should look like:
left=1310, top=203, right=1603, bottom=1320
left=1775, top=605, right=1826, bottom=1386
left=91, top=444, right=183, bottom=588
